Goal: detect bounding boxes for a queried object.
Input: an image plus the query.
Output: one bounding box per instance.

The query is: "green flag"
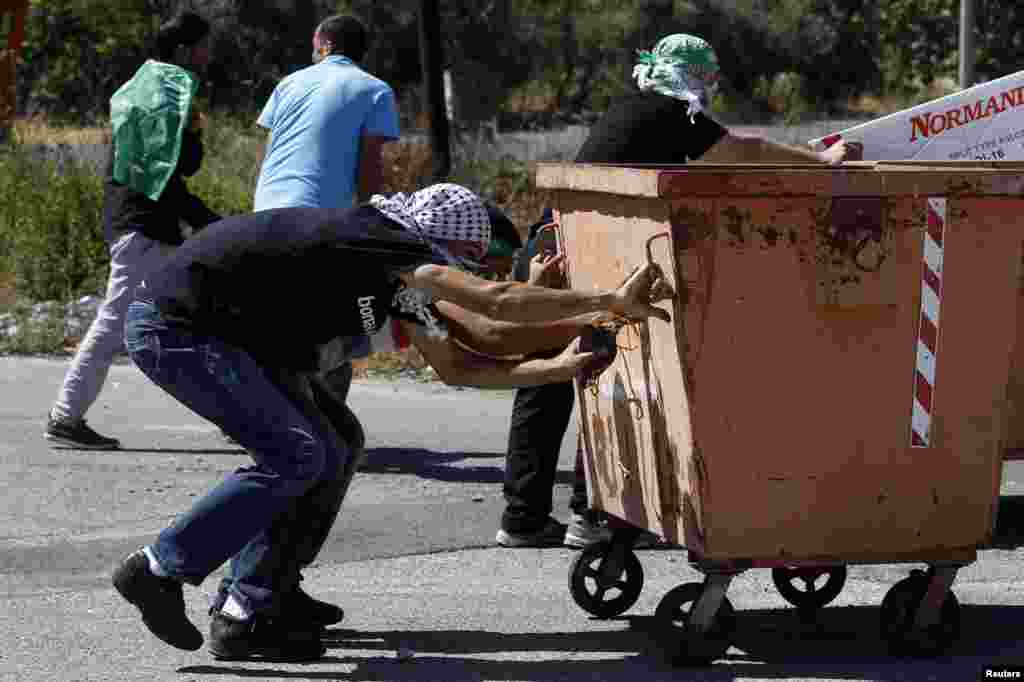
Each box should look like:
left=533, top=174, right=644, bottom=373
left=110, top=60, right=198, bottom=201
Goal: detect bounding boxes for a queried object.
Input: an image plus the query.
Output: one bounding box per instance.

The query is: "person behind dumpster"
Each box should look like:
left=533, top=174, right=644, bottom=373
left=44, top=11, right=221, bottom=450
left=478, top=201, right=523, bottom=280
left=252, top=13, right=401, bottom=408
left=111, top=182, right=673, bottom=662
left=489, top=33, right=865, bottom=550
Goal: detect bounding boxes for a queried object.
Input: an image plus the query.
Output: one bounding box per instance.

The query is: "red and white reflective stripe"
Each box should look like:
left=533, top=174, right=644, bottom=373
left=911, top=197, right=946, bottom=448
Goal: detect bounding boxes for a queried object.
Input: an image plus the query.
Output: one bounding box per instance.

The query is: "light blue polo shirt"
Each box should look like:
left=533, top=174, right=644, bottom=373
left=254, top=55, right=400, bottom=211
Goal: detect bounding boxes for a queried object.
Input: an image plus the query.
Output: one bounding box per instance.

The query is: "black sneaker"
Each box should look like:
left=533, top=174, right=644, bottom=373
left=111, top=549, right=203, bottom=651
left=285, top=586, right=344, bottom=629
left=209, top=611, right=326, bottom=662
left=46, top=415, right=120, bottom=450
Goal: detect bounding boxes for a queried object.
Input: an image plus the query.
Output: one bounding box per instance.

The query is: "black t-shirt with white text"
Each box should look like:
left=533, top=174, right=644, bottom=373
left=136, top=205, right=447, bottom=369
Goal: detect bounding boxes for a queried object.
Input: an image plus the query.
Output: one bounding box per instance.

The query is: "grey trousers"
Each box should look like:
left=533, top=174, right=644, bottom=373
left=52, top=232, right=175, bottom=422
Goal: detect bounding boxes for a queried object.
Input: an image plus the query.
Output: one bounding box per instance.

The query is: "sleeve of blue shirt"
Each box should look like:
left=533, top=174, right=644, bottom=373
left=364, top=87, right=400, bottom=139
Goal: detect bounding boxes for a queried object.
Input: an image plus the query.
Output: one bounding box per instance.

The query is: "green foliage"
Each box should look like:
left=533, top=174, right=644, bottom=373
left=21, top=0, right=156, bottom=122
left=15, top=0, right=1024, bottom=126
left=880, top=0, right=958, bottom=95
left=0, top=146, right=108, bottom=302
left=187, top=112, right=264, bottom=217
left=880, top=0, right=1024, bottom=93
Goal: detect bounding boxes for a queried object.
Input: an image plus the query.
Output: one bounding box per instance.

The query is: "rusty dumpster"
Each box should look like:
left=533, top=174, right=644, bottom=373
left=534, top=160, right=1024, bottom=663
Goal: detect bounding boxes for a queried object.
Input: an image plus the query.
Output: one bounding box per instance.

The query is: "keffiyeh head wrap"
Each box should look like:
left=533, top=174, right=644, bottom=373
left=633, top=34, right=720, bottom=121
left=369, top=183, right=492, bottom=268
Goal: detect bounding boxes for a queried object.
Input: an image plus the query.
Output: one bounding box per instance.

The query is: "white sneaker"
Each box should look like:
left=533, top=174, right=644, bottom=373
left=495, top=518, right=568, bottom=548
left=563, top=513, right=613, bottom=548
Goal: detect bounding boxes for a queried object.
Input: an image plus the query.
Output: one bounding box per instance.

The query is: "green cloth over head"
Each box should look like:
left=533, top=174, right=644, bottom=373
left=110, top=60, right=198, bottom=201
left=633, top=34, right=720, bottom=120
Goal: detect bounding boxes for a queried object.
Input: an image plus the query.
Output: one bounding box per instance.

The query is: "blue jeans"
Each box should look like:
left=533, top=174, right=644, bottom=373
left=124, top=300, right=352, bottom=616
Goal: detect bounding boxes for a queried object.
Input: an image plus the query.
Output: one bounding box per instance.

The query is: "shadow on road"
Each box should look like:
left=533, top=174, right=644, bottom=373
left=178, top=604, right=1024, bottom=680
left=52, top=447, right=246, bottom=456
left=360, top=447, right=575, bottom=486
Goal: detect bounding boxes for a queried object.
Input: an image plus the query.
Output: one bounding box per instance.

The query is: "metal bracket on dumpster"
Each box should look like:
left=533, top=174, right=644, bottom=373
left=534, top=222, right=562, bottom=256
left=646, top=232, right=671, bottom=266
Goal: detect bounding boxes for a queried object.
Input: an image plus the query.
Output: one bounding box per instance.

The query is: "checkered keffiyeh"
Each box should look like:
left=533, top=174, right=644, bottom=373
left=369, top=184, right=492, bottom=265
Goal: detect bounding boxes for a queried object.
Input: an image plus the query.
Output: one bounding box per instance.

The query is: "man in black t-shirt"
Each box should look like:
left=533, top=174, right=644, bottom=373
left=498, top=33, right=862, bottom=550
left=110, top=183, right=673, bottom=662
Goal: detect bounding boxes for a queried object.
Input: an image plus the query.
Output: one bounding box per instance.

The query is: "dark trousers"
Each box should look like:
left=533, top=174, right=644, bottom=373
left=501, top=379, right=588, bottom=533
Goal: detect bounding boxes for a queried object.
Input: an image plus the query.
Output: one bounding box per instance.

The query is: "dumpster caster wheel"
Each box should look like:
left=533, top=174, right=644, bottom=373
left=568, top=541, right=644, bottom=618
left=772, top=565, right=847, bottom=610
left=880, top=570, right=960, bottom=657
left=655, top=582, right=736, bottom=666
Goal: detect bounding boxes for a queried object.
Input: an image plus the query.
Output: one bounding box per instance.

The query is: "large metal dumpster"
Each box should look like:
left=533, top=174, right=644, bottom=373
left=535, top=161, right=1024, bottom=663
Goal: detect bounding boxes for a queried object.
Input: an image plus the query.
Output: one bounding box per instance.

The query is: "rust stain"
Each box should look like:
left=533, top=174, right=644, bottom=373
left=670, top=204, right=716, bottom=245
left=814, top=197, right=896, bottom=306
left=719, top=216, right=792, bottom=250
left=668, top=201, right=717, bottom=409
left=721, top=205, right=751, bottom=246
left=590, top=413, right=617, bottom=496
left=756, top=225, right=781, bottom=248
left=945, top=178, right=984, bottom=196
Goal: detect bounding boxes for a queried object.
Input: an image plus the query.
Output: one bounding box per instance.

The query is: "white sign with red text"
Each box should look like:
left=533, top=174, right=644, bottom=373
left=809, top=70, right=1024, bottom=162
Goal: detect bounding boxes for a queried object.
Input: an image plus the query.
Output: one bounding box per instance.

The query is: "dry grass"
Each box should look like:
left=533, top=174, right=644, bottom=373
left=0, top=271, right=16, bottom=313
left=12, top=117, right=111, bottom=145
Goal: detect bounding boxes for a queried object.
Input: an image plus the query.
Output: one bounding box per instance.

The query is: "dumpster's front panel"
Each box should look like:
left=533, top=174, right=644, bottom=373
left=557, top=193, right=689, bottom=546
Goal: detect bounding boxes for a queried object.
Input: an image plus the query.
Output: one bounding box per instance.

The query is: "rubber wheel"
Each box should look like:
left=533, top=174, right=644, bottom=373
left=654, top=582, right=736, bottom=666
left=568, top=541, right=644, bottom=618
left=772, top=565, right=847, bottom=610
left=879, top=569, right=961, bottom=657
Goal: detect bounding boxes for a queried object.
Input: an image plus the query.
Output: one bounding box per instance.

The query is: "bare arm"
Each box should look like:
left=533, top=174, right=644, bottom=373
left=695, top=133, right=861, bottom=165
left=400, top=262, right=672, bottom=325
left=436, top=300, right=599, bottom=358
left=258, top=131, right=270, bottom=168
left=357, top=134, right=390, bottom=203
left=253, top=129, right=271, bottom=198
left=402, top=320, right=591, bottom=388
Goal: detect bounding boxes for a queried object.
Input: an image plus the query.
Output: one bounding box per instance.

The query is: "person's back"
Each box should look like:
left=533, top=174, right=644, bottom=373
left=575, top=92, right=724, bottom=165
left=253, top=15, right=399, bottom=212
left=497, top=32, right=861, bottom=550
left=254, top=58, right=397, bottom=210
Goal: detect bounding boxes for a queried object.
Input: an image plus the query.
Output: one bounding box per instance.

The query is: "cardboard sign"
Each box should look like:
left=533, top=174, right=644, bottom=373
left=810, top=70, right=1024, bottom=161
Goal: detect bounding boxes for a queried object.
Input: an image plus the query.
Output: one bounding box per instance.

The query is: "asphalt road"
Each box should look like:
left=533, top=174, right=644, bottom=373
left=2, top=356, right=1024, bottom=682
